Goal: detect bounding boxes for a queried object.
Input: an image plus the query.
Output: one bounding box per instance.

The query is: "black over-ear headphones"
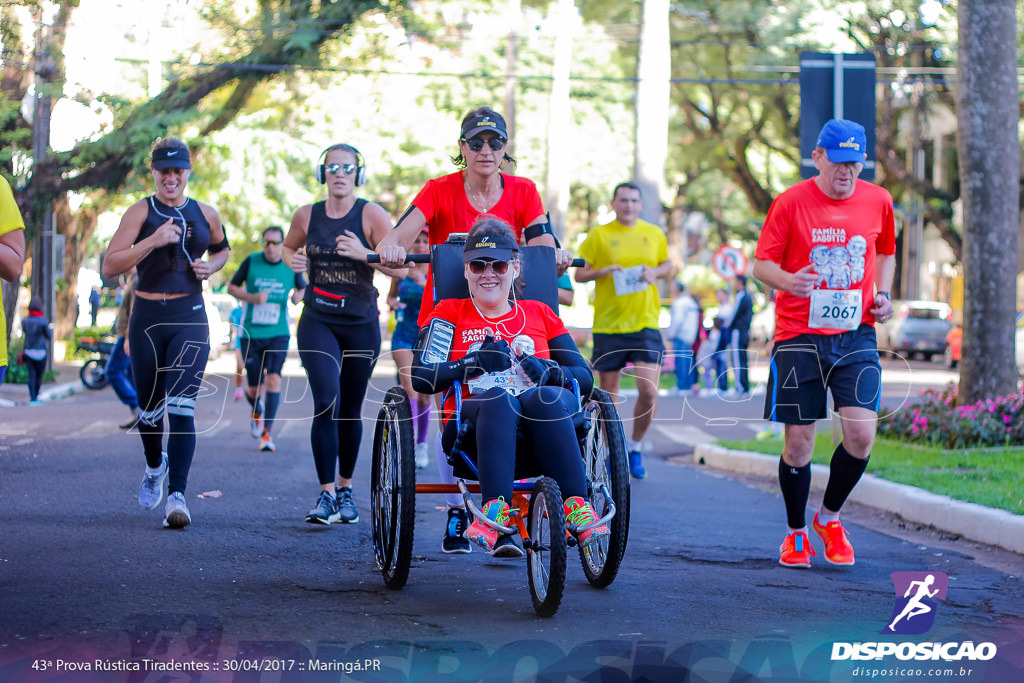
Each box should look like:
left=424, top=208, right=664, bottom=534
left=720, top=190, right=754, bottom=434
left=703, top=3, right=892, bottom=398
left=315, top=143, right=367, bottom=186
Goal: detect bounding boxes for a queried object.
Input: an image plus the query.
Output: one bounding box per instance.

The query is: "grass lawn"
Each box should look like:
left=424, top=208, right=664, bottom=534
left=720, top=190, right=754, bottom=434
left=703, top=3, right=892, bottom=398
left=718, top=433, right=1024, bottom=516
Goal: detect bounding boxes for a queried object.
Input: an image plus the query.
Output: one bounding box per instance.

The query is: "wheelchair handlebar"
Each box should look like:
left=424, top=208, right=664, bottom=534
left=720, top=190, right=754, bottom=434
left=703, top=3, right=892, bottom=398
left=367, top=254, right=585, bottom=268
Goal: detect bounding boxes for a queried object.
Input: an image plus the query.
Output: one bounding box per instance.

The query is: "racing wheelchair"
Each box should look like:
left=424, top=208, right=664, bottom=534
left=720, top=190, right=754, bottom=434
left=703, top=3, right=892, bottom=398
left=367, top=242, right=630, bottom=617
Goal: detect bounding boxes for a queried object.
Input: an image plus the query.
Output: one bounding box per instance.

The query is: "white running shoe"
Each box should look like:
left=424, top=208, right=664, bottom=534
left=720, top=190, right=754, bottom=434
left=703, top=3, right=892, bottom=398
left=138, top=453, right=168, bottom=510
left=414, top=442, right=430, bottom=469
left=163, top=491, right=192, bottom=529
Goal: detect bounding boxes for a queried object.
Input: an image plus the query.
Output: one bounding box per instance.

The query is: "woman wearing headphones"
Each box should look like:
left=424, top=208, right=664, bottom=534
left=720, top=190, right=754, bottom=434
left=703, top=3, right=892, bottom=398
left=102, top=137, right=230, bottom=529
left=283, top=143, right=405, bottom=526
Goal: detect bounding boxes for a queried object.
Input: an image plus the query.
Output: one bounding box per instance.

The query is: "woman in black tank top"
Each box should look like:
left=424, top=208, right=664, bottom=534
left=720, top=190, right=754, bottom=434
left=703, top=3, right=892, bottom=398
left=282, top=144, right=406, bottom=526
left=101, top=137, right=230, bottom=530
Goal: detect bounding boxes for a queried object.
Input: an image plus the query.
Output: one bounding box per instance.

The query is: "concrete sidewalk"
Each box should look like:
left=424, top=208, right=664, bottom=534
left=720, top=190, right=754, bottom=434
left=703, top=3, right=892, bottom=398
left=695, top=443, right=1024, bottom=556
left=0, top=361, right=87, bottom=407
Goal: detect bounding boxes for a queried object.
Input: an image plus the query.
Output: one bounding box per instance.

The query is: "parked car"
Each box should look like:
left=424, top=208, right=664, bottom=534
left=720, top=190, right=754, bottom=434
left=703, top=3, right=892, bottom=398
left=204, top=297, right=231, bottom=359
left=875, top=300, right=952, bottom=361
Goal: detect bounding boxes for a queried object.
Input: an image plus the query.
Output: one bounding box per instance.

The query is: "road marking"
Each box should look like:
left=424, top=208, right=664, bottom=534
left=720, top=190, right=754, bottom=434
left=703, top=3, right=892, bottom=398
left=196, top=419, right=232, bottom=437
left=654, top=424, right=717, bottom=446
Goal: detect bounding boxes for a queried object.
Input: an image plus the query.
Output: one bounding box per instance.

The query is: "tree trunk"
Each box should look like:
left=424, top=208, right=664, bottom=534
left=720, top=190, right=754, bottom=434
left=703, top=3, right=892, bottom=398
left=957, top=0, right=1019, bottom=402
left=53, top=194, right=104, bottom=339
left=632, top=0, right=669, bottom=226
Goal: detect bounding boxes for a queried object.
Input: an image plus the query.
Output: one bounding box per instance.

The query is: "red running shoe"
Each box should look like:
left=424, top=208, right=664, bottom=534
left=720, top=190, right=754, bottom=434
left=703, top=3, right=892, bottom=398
left=813, top=512, right=855, bottom=565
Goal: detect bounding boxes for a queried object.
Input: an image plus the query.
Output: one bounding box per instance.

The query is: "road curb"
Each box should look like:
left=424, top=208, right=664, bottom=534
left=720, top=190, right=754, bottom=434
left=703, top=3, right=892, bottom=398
left=695, top=444, right=1024, bottom=556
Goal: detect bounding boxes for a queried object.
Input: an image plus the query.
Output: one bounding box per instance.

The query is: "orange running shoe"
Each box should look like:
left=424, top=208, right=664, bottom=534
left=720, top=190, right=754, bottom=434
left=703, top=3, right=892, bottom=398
left=464, top=498, right=511, bottom=552
left=564, top=496, right=609, bottom=550
left=779, top=530, right=815, bottom=568
left=813, top=512, right=855, bottom=565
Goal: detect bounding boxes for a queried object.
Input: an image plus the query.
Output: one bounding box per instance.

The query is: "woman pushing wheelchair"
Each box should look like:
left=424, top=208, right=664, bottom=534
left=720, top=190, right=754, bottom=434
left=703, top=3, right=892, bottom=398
left=410, top=217, right=609, bottom=558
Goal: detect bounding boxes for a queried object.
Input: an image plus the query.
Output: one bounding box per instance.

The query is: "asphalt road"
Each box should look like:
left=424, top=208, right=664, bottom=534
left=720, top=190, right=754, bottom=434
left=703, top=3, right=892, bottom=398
left=1, top=354, right=1022, bottom=682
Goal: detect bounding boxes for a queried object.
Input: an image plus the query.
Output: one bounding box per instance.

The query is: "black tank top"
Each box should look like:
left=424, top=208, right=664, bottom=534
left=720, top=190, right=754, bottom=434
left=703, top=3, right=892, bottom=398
left=134, top=197, right=211, bottom=295
left=303, top=199, right=377, bottom=323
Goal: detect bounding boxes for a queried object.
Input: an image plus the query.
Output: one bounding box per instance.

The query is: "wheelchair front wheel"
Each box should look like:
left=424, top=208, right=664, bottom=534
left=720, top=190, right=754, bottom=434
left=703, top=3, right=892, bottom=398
left=371, top=386, right=415, bottom=589
left=526, top=476, right=567, bottom=618
left=579, top=388, right=630, bottom=588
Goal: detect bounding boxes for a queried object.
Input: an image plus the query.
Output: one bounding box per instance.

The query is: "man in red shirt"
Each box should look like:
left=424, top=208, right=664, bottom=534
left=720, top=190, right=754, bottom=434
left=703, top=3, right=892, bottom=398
left=752, top=118, right=896, bottom=569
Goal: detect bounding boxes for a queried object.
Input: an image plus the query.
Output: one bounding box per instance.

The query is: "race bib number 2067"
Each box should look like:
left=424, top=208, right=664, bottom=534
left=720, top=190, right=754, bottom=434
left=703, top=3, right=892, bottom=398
left=809, top=289, right=862, bottom=330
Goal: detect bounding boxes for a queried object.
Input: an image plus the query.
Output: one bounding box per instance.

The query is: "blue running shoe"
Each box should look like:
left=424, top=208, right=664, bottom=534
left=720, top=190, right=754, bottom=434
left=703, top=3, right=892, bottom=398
left=628, top=450, right=646, bottom=479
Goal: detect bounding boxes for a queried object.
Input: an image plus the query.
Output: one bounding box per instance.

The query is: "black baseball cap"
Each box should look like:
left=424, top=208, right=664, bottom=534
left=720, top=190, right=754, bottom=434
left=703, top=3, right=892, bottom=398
left=463, top=232, right=519, bottom=262
left=461, top=112, right=508, bottom=140
left=152, top=140, right=191, bottom=170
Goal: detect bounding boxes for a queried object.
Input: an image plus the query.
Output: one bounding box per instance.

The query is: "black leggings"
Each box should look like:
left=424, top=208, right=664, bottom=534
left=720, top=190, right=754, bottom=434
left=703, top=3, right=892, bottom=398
left=25, top=356, right=46, bottom=401
left=297, top=314, right=380, bottom=484
left=443, top=386, right=586, bottom=504
left=128, top=294, right=210, bottom=494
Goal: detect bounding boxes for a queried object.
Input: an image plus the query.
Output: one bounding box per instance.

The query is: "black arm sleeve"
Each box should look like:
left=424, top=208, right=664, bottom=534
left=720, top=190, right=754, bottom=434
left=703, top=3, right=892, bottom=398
left=295, top=272, right=308, bottom=289
left=547, top=332, right=593, bottom=397
left=409, top=322, right=478, bottom=395
left=229, top=257, right=250, bottom=287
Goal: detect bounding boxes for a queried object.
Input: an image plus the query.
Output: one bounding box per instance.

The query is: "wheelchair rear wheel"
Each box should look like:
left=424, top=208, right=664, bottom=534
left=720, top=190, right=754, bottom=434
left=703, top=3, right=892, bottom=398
left=526, top=476, right=567, bottom=617
left=579, top=388, right=630, bottom=588
left=371, top=387, right=416, bottom=589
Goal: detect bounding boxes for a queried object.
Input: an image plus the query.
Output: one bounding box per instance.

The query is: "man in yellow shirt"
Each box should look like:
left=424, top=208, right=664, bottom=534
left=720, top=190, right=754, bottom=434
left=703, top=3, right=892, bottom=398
left=0, top=176, right=27, bottom=385
left=576, top=182, right=672, bottom=479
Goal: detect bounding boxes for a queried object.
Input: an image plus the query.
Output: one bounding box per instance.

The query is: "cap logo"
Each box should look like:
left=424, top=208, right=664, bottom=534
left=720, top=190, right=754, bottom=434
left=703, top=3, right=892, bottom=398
left=475, top=240, right=497, bottom=248
left=166, top=150, right=178, bottom=156
left=477, top=119, right=496, bottom=128
left=839, top=137, right=861, bottom=150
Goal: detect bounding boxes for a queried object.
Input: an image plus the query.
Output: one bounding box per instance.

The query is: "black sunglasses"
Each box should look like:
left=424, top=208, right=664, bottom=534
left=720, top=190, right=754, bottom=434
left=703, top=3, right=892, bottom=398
left=468, top=259, right=510, bottom=275
left=325, top=162, right=357, bottom=175
left=461, top=137, right=506, bottom=152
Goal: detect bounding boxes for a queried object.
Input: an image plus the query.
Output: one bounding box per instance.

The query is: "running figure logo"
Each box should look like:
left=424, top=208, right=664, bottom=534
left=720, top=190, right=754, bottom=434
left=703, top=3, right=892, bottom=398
left=884, top=571, right=949, bottom=635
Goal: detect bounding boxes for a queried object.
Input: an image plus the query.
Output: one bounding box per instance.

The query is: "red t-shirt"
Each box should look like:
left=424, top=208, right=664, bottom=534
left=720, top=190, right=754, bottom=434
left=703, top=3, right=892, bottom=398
left=755, top=178, right=896, bottom=341
left=424, top=298, right=567, bottom=424
left=412, top=172, right=545, bottom=325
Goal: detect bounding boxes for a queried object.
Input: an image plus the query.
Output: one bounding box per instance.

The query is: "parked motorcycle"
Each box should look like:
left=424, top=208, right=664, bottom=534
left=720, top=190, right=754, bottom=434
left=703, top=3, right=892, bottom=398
left=76, top=337, right=115, bottom=390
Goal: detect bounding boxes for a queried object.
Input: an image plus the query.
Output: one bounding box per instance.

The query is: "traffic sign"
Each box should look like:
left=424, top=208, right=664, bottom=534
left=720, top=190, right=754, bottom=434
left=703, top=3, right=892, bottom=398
left=712, top=246, right=748, bottom=279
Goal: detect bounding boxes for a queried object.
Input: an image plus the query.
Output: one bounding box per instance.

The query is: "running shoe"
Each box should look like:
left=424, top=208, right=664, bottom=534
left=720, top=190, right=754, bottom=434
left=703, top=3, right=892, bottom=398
left=779, top=530, right=815, bottom=568
left=628, top=450, right=646, bottom=479
left=564, top=496, right=610, bottom=550
left=138, top=453, right=168, bottom=510
left=249, top=401, right=263, bottom=439
left=119, top=412, right=141, bottom=430
left=441, top=507, right=471, bottom=554
left=464, top=498, right=511, bottom=552
left=259, top=430, right=276, bottom=452
left=163, top=491, right=192, bottom=529
left=414, top=442, right=430, bottom=469
left=305, top=491, right=340, bottom=525
left=812, top=512, right=855, bottom=565
left=335, top=487, right=359, bottom=524
left=491, top=534, right=525, bottom=559
left=233, top=387, right=244, bottom=401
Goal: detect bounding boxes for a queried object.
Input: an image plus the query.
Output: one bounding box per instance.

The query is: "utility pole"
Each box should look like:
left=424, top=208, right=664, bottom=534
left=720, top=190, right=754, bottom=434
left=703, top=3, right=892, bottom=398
left=503, top=0, right=520, bottom=153
left=903, top=26, right=924, bottom=301
left=633, top=0, right=670, bottom=227
left=31, top=7, right=56, bottom=356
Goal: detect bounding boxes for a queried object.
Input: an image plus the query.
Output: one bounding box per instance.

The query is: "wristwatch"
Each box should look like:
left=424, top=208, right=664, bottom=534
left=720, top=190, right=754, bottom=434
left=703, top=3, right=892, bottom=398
left=877, top=291, right=891, bottom=300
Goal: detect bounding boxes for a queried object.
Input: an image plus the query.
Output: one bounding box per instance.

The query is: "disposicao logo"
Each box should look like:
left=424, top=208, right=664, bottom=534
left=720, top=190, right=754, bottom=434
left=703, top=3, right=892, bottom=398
left=831, top=571, right=998, bottom=663
left=885, top=571, right=947, bottom=635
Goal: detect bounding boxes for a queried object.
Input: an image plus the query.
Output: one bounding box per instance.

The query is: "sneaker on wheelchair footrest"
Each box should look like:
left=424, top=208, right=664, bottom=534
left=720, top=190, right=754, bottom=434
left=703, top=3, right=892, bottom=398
left=564, top=496, right=609, bottom=550
left=464, top=498, right=511, bottom=552
left=441, top=507, right=471, bottom=554
left=491, top=534, right=525, bottom=559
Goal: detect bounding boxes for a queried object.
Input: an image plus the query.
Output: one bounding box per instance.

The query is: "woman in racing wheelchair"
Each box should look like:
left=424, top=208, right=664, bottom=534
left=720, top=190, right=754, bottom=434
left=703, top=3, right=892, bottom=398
left=410, top=217, right=609, bottom=558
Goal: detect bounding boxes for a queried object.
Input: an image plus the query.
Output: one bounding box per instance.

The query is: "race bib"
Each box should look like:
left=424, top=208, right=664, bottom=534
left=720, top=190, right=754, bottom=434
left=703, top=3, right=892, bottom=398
left=612, top=265, right=649, bottom=297
left=809, top=289, right=862, bottom=330
left=251, top=302, right=280, bottom=326
left=468, top=365, right=532, bottom=397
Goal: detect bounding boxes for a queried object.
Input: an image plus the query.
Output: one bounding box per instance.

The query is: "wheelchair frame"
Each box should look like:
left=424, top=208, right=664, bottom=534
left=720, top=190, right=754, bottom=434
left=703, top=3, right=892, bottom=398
left=368, top=246, right=630, bottom=617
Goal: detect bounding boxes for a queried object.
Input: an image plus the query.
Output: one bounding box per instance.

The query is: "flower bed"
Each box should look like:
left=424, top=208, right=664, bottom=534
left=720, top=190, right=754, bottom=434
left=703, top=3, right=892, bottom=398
left=879, top=385, right=1024, bottom=449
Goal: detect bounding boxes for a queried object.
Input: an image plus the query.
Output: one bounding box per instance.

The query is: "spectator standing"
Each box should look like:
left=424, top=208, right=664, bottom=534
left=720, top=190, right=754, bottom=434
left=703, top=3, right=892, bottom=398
left=728, top=274, right=754, bottom=395
left=752, top=118, right=896, bottom=568
left=89, top=286, right=102, bottom=327
left=107, top=269, right=141, bottom=428
left=21, top=298, right=51, bottom=405
left=228, top=226, right=306, bottom=452
left=575, top=182, right=672, bottom=479
left=666, top=280, right=700, bottom=394
left=0, top=176, right=26, bottom=385
left=712, top=288, right=732, bottom=393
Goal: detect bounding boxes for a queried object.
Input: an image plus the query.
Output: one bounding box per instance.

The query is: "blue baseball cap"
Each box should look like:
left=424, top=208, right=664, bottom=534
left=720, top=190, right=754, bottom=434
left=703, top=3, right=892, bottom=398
left=815, top=119, right=867, bottom=163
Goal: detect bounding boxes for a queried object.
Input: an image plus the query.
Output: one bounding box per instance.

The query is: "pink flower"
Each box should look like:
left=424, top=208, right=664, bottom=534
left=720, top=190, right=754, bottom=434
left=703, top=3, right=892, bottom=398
left=1005, top=415, right=1012, bottom=424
